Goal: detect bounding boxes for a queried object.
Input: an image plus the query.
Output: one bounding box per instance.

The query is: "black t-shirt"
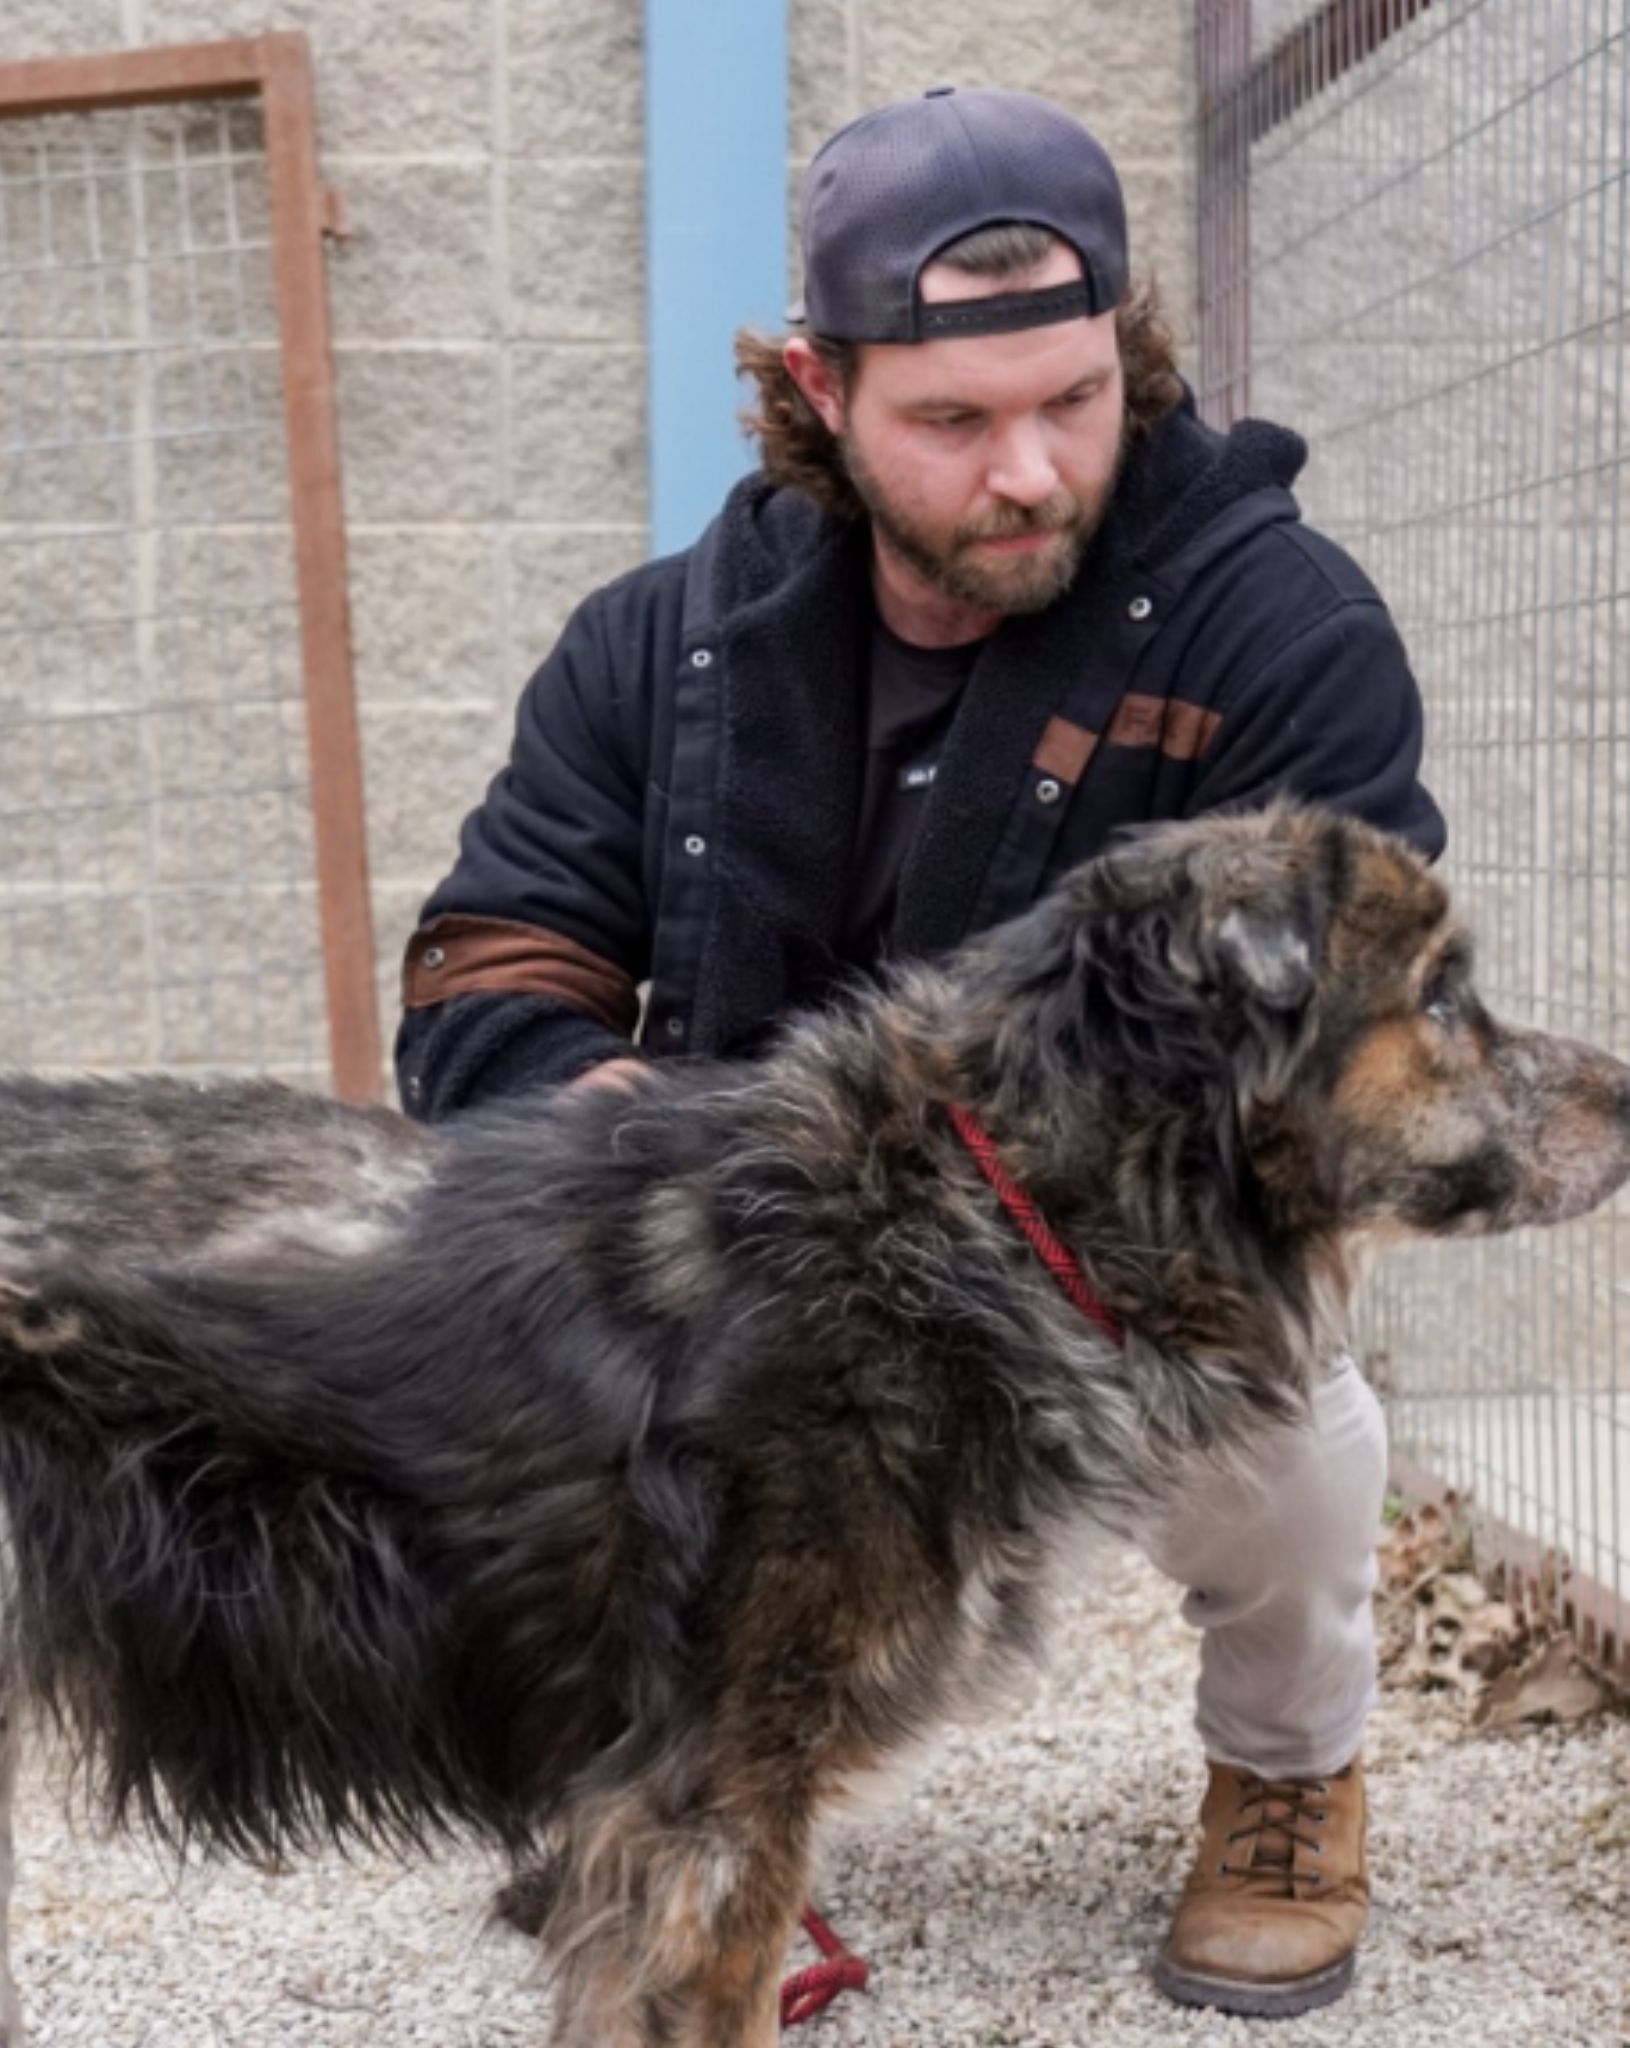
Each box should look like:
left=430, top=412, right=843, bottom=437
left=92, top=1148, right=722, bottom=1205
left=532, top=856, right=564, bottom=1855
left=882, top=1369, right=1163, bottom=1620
left=840, top=614, right=986, bottom=969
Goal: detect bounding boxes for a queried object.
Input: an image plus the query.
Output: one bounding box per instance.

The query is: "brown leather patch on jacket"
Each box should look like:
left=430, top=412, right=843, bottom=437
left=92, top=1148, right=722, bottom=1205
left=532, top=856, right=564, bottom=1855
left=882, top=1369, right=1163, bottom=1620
left=401, top=915, right=639, bottom=1036
left=1105, top=693, right=1222, bottom=762
left=1033, top=715, right=1100, bottom=785
left=1161, top=699, right=1224, bottom=761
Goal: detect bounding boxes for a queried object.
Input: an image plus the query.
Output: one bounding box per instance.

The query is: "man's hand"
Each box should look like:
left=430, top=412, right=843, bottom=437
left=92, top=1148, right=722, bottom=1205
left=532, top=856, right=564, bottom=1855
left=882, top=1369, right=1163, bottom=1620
left=569, top=1057, right=650, bottom=1095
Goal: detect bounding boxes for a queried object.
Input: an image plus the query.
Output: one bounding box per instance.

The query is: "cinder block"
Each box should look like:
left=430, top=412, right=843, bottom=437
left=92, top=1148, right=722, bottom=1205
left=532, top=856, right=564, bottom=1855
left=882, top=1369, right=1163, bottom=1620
left=327, top=161, right=496, bottom=345
left=0, top=136, right=137, bottom=343
left=152, top=522, right=301, bottom=621
left=0, top=129, right=277, bottom=350
left=507, top=159, right=644, bottom=345
left=333, top=346, right=502, bottom=526
left=145, top=881, right=329, bottom=1073
left=508, top=0, right=644, bottom=160
left=7, top=244, right=137, bottom=350
left=149, top=347, right=294, bottom=529
left=144, top=0, right=492, bottom=157
left=508, top=345, right=647, bottom=526
left=146, top=787, right=308, bottom=897
left=506, top=525, right=649, bottom=677
left=141, top=594, right=306, bottom=733
left=1, top=2, right=123, bottom=56
left=373, top=876, right=434, bottom=991
left=790, top=0, right=858, bottom=161
left=0, top=712, right=153, bottom=887
left=0, top=894, right=154, bottom=1070
left=1083, top=94, right=1190, bottom=172
left=359, top=701, right=508, bottom=889
left=4, top=352, right=141, bottom=528
left=141, top=240, right=281, bottom=356
left=348, top=525, right=502, bottom=709
left=0, top=528, right=133, bottom=641
left=1116, top=157, right=1196, bottom=332
left=859, top=0, right=1188, bottom=148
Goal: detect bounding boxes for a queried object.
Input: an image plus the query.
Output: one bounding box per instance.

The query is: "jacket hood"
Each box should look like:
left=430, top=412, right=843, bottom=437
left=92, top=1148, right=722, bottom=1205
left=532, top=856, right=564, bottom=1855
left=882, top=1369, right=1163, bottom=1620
left=1120, top=394, right=1307, bottom=573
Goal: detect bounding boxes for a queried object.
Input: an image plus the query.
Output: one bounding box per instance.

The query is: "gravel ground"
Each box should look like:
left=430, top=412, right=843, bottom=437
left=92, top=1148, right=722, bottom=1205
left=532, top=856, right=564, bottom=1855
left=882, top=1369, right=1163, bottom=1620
left=13, top=1543, right=1628, bottom=2048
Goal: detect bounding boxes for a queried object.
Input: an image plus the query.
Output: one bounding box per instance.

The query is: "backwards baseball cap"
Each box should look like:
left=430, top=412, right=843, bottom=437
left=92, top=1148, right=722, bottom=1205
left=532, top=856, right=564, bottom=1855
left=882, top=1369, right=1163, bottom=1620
left=793, top=85, right=1129, bottom=344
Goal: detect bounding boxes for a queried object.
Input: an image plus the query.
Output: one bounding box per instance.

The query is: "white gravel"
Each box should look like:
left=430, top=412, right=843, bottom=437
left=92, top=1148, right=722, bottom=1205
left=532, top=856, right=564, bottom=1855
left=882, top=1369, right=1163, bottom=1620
left=14, top=1543, right=1628, bottom=2047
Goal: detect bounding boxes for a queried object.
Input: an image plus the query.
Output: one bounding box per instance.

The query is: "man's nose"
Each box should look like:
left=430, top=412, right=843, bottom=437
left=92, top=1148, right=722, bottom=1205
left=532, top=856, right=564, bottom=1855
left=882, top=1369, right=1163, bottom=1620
left=985, top=421, right=1059, bottom=506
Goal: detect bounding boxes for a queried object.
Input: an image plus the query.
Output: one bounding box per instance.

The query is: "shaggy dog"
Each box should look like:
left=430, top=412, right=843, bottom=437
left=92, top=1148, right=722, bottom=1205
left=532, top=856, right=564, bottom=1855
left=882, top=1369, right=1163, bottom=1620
left=0, top=806, right=1626, bottom=2047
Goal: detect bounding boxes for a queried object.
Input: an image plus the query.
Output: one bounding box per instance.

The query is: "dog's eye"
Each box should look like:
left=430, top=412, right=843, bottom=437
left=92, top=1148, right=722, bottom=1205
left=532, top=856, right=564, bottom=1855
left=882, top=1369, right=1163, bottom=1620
left=1422, top=979, right=1458, bottom=1028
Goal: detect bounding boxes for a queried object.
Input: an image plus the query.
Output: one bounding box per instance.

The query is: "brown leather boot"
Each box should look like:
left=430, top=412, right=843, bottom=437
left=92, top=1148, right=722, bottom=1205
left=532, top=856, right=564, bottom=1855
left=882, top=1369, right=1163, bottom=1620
left=1154, top=1757, right=1368, bottom=2018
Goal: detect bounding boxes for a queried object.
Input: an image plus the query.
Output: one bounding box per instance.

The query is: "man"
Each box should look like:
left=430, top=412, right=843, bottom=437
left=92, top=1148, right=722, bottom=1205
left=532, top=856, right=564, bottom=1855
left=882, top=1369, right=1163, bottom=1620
left=397, top=86, right=1444, bottom=2020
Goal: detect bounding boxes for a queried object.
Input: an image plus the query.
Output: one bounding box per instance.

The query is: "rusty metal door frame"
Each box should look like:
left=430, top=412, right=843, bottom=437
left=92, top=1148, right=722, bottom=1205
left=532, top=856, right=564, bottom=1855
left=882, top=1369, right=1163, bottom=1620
left=0, top=32, right=380, bottom=1102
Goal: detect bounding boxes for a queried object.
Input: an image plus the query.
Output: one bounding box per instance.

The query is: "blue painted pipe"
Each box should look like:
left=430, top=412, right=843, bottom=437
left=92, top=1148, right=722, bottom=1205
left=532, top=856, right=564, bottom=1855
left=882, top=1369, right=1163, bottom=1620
left=644, top=0, right=790, bottom=555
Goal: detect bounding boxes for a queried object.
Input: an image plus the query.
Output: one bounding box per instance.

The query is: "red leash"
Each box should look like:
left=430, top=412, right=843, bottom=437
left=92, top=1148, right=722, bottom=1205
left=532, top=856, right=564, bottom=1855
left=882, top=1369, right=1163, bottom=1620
left=781, top=1906, right=870, bottom=2027
left=780, top=1104, right=1119, bottom=2027
left=945, top=1101, right=1125, bottom=1345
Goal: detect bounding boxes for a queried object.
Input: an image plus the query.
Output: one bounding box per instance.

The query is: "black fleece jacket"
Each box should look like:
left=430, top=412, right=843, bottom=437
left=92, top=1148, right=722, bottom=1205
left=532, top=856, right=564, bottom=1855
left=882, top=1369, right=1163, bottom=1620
left=396, top=392, right=1444, bottom=1118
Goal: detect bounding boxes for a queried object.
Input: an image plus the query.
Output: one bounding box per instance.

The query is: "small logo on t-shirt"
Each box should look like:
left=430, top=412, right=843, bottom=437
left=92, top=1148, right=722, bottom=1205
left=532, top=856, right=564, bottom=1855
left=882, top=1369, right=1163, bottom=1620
left=898, top=762, right=939, bottom=792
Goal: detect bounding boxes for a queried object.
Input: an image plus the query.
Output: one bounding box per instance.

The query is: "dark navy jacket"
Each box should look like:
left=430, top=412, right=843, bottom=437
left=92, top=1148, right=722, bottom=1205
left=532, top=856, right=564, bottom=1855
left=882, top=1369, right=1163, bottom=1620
left=396, top=395, right=1444, bottom=1118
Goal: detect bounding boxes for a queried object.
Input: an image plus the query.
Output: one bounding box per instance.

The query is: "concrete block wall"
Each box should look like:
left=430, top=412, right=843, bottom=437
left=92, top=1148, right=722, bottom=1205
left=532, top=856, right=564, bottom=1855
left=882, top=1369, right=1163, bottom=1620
left=1, top=0, right=1197, bottom=1085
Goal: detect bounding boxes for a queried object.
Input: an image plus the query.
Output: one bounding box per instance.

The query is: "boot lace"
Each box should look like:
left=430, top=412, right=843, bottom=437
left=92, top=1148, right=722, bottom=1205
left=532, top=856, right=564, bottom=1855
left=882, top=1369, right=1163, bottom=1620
left=1218, top=1768, right=1346, bottom=1895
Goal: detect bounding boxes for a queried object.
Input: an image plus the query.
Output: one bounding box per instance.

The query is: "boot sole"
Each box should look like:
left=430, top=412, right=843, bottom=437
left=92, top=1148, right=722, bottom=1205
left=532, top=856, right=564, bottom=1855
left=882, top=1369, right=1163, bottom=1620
left=1152, top=1950, right=1356, bottom=2019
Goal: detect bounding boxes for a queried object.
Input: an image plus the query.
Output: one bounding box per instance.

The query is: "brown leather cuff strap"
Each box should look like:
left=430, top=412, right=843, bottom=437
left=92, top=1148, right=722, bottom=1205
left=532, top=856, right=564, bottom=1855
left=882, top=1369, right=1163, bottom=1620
left=401, top=915, right=640, bottom=1037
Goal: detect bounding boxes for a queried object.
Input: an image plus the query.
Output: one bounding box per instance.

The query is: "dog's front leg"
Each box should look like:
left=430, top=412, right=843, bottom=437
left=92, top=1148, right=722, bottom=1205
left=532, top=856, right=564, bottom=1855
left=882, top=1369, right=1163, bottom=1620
left=544, top=1800, right=810, bottom=2048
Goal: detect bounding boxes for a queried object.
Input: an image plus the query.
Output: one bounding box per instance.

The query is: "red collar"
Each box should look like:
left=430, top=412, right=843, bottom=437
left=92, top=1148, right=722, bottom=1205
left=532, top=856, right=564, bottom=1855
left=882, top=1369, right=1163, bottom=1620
left=946, top=1103, right=1125, bottom=1348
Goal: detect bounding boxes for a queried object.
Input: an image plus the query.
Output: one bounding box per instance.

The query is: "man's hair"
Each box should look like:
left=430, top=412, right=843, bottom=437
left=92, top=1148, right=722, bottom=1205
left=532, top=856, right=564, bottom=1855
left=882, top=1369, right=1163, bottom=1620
left=736, top=223, right=1185, bottom=520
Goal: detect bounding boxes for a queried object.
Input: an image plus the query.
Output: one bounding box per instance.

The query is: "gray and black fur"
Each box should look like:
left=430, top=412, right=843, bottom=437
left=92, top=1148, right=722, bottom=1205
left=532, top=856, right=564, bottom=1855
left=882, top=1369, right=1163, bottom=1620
left=0, top=807, right=1627, bottom=2048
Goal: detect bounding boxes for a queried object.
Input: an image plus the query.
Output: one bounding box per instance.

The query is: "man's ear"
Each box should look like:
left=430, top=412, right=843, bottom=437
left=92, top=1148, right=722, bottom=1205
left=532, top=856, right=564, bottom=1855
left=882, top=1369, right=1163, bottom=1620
left=783, top=335, right=847, bottom=435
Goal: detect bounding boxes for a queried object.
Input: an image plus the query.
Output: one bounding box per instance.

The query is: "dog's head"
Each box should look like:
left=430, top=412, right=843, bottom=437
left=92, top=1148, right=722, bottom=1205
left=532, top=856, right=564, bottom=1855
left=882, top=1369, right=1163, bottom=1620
left=959, top=804, right=1630, bottom=1246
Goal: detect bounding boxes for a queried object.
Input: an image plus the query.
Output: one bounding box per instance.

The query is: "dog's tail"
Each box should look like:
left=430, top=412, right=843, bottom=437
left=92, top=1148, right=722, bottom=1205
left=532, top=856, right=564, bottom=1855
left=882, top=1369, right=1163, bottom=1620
left=0, top=1258, right=670, bottom=1861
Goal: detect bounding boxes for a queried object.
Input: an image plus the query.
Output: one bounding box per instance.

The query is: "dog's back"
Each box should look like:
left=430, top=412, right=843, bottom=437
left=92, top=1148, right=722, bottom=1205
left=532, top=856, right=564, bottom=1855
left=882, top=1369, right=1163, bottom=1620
left=0, top=1072, right=434, bottom=1277
left=0, top=1075, right=721, bottom=1861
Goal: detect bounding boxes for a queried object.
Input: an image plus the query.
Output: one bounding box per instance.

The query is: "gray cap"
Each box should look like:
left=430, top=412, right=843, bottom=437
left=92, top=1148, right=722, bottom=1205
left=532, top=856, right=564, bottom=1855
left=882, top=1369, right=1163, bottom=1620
left=795, top=86, right=1129, bottom=344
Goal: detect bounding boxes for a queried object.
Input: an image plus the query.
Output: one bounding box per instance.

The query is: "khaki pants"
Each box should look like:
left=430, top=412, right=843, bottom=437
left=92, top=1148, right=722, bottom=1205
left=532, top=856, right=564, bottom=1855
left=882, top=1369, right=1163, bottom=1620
left=1136, top=1355, right=1388, bottom=1779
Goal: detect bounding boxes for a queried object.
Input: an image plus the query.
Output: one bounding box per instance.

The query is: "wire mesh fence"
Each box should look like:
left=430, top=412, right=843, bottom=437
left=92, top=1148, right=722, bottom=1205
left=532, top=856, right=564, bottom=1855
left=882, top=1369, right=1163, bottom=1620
left=1, top=86, right=333, bottom=1083
left=1197, top=0, right=1630, bottom=1678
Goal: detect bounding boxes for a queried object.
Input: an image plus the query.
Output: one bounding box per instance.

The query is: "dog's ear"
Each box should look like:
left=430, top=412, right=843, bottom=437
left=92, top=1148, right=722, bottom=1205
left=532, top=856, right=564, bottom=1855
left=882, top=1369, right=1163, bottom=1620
left=956, top=811, right=1344, bottom=1105
left=1208, top=901, right=1321, bottom=1012
left=1058, top=813, right=1340, bottom=1089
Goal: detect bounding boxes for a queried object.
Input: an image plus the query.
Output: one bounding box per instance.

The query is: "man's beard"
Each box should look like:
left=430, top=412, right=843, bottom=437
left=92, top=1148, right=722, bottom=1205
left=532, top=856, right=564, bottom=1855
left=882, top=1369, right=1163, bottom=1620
left=841, top=426, right=1126, bottom=616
